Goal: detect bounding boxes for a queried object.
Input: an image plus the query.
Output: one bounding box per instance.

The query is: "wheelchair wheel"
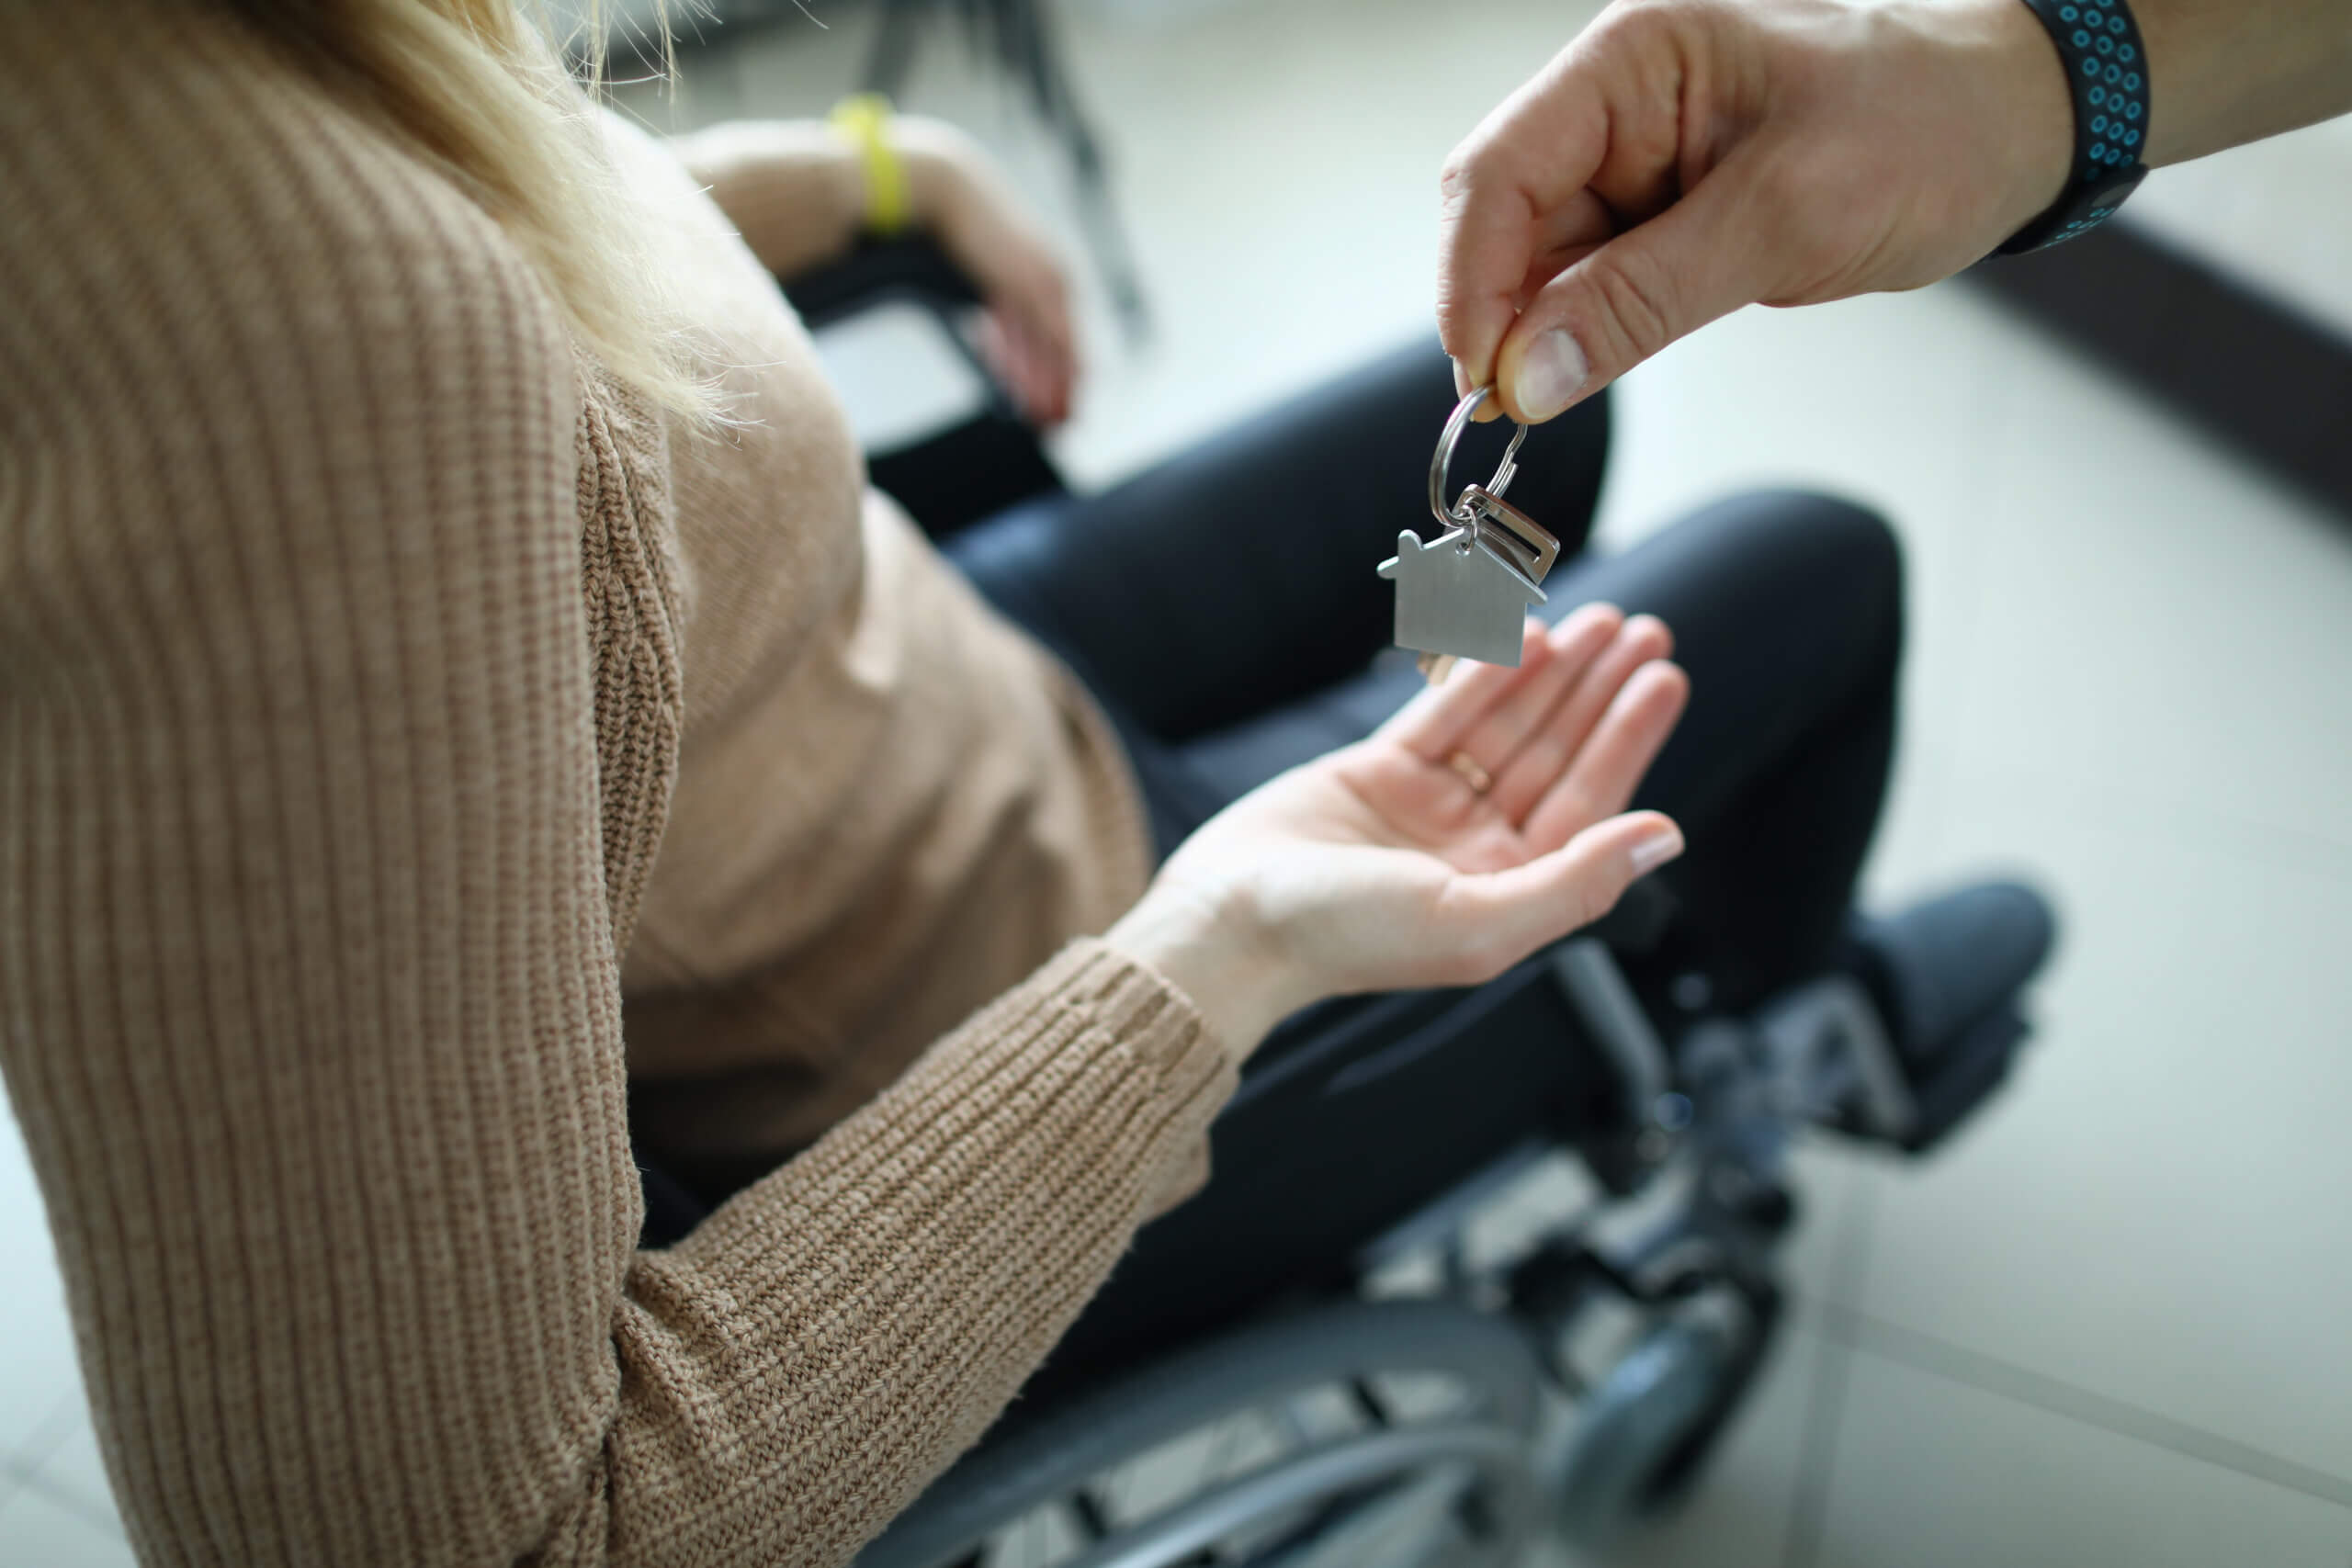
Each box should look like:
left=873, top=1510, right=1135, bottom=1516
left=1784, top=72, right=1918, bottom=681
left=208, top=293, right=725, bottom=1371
left=856, top=1298, right=1546, bottom=1568
left=1548, top=1310, right=1767, bottom=1544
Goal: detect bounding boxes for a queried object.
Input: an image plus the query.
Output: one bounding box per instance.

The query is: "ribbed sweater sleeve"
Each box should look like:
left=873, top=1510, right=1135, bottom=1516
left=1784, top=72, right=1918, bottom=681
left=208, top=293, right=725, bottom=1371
left=0, top=15, right=1235, bottom=1566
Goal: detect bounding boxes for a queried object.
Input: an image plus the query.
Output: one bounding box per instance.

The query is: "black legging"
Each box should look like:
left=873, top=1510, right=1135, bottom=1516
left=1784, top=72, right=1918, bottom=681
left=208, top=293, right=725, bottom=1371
left=946, top=343, right=1902, bottom=1017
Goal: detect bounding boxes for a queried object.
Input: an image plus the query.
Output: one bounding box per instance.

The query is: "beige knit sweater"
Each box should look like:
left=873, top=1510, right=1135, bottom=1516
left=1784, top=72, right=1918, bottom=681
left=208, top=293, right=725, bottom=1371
left=0, top=6, right=1237, bottom=1565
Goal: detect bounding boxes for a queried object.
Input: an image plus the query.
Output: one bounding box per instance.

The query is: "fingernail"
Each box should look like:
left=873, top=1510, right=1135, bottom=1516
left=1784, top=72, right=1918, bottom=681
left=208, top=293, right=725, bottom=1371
left=1515, top=329, right=1588, bottom=422
left=1630, top=826, right=1685, bottom=877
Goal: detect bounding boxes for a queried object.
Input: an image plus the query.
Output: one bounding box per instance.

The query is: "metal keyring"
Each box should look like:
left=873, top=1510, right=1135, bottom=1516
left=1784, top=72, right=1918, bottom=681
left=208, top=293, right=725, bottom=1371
left=1428, top=386, right=1530, bottom=530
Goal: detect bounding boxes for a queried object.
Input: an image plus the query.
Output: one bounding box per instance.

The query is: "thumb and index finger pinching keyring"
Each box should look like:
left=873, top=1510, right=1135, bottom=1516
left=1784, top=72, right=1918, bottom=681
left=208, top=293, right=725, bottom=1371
left=1428, top=386, right=1531, bottom=531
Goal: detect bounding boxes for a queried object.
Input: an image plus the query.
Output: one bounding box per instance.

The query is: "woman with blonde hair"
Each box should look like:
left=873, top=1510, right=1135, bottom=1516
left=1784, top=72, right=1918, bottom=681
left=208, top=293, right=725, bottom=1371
left=0, top=1, right=2048, bottom=1562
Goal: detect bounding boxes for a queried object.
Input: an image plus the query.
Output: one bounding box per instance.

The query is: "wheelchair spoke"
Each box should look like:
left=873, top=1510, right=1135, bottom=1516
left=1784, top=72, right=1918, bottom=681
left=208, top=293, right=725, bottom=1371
left=1067, top=1488, right=1111, bottom=1542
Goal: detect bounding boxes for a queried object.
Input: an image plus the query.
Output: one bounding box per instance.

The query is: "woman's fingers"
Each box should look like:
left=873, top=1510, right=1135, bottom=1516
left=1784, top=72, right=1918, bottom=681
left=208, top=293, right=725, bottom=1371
left=1380, top=617, right=1555, bottom=762
left=1008, top=268, right=1080, bottom=423
left=1382, top=607, right=1678, bottom=840
left=1487, top=614, right=1672, bottom=824
left=1445, top=603, right=1624, bottom=774
left=1431, top=808, right=1684, bottom=972
left=1522, top=657, right=1690, bottom=854
left=979, top=284, right=1078, bottom=427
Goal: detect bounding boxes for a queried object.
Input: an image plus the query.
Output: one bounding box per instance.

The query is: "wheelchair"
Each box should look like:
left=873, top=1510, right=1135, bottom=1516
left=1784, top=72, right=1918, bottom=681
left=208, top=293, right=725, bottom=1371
left=841, top=914, right=2003, bottom=1568
left=753, top=242, right=2032, bottom=1566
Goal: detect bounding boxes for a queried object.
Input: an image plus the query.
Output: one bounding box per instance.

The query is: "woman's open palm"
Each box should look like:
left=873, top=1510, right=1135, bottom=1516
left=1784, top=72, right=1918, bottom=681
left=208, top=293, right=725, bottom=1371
left=1150, top=604, right=1689, bottom=1013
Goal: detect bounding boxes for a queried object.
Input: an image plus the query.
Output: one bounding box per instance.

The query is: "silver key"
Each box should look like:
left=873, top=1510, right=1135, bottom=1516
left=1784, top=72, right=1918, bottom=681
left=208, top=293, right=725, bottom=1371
left=1454, top=483, right=1560, bottom=584
left=1378, top=388, right=1562, bottom=675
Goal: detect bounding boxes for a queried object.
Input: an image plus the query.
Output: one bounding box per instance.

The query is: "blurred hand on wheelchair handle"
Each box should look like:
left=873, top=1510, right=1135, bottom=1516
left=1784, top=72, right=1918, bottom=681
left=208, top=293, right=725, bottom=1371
left=1106, top=604, right=1689, bottom=1057
left=1434, top=0, right=2076, bottom=425
left=681, top=113, right=1079, bottom=423
left=894, top=118, right=1081, bottom=427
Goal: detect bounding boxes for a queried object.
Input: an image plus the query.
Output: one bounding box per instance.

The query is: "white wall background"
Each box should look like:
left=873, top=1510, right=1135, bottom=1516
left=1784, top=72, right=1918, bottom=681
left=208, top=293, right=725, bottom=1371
left=2126, top=115, right=2352, bottom=338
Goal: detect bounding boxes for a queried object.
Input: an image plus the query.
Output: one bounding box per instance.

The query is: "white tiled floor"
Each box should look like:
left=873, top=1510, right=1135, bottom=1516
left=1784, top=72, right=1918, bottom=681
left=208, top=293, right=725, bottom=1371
left=1813, top=1349, right=2352, bottom=1568
left=0, top=1491, right=135, bottom=1568
left=8, top=0, right=2352, bottom=1562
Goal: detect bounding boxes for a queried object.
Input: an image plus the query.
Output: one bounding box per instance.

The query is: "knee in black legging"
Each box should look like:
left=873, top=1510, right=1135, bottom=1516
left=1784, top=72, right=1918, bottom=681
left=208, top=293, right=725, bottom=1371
left=1668, top=488, right=1905, bottom=685
left=1604, top=491, right=1906, bottom=1006
left=1782, top=491, right=1903, bottom=673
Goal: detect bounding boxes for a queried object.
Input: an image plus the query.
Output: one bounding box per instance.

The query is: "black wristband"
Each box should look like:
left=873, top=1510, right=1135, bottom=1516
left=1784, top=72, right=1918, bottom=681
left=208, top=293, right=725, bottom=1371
left=1997, top=0, right=2153, bottom=255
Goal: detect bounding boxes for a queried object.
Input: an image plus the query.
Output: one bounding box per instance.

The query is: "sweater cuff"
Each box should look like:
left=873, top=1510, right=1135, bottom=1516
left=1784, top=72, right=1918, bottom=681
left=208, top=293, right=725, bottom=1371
left=1026, top=937, right=1236, bottom=1214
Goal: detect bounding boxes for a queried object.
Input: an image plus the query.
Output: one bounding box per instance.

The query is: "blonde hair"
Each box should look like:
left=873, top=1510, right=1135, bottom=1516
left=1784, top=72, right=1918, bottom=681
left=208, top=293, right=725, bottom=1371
left=231, top=0, right=714, bottom=420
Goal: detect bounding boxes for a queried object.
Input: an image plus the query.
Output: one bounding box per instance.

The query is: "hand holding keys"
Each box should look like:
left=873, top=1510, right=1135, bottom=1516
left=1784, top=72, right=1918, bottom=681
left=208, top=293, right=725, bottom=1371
left=1378, top=387, right=1563, bottom=683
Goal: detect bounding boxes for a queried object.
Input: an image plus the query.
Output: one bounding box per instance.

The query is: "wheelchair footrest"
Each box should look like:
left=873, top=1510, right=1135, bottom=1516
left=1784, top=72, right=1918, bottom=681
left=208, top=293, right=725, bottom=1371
left=1756, top=973, right=2034, bottom=1156
left=1892, top=1002, right=2030, bottom=1155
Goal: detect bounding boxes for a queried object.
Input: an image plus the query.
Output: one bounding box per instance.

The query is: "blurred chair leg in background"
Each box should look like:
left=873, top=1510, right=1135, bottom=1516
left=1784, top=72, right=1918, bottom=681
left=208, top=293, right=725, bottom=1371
left=865, top=0, right=1152, bottom=343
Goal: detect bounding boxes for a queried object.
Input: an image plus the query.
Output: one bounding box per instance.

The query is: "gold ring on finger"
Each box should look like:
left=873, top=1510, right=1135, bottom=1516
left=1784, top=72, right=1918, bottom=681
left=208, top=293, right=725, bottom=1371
left=1447, top=750, right=1494, bottom=795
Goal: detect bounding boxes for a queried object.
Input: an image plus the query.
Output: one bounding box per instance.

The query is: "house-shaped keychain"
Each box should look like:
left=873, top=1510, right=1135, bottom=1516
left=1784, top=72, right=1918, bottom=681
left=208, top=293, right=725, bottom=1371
left=1378, top=494, right=1551, bottom=667
left=1387, top=389, right=1564, bottom=669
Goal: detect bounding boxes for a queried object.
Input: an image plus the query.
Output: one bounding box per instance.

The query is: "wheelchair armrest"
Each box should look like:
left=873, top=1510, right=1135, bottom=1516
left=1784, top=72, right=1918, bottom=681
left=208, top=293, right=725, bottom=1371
left=778, top=235, right=1066, bottom=537
left=780, top=235, right=986, bottom=331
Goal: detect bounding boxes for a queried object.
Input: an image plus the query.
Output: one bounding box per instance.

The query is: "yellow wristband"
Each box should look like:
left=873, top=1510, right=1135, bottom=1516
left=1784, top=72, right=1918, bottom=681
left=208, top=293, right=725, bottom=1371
left=829, top=93, right=910, bottom=237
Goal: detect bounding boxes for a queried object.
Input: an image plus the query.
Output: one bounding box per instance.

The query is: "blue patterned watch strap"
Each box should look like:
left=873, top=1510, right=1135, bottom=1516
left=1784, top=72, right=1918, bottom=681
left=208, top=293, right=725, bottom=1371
left=1998, top=0, right=2153, bottom=254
